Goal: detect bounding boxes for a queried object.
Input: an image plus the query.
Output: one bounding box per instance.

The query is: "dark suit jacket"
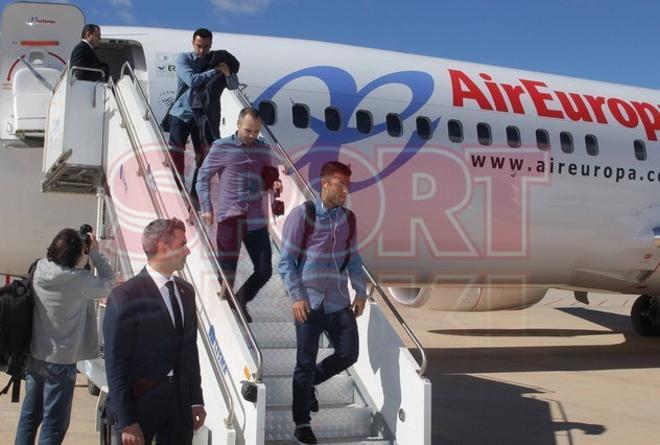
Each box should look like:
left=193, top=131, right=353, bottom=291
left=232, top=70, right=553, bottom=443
left=103, top=268, right=204, bottom=429
left=70, top=40, right=103, bottom=81
left=190, top=50, right=240, bottom=139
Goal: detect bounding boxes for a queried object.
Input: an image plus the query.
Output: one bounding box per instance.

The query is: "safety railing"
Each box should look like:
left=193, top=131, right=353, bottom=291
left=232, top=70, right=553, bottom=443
left=109, top=74, right=237, bottom=428
left=118, top=62, right=265, bottom=383
left=232, top=87, right=429, bottom=377
left=98, top=186, right=134, bottom=280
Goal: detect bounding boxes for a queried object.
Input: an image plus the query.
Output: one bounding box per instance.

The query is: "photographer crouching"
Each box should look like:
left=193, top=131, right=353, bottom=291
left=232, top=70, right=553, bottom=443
left=15, top=226, right=115, bottom=445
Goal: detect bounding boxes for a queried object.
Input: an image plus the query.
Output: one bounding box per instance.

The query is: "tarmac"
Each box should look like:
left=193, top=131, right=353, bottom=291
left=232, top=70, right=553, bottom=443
left=2, top=289, right=660, bottom=444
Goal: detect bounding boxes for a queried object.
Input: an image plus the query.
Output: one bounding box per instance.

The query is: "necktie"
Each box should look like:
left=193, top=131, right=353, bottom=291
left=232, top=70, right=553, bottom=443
left=165, top=281, right=184, bottom=336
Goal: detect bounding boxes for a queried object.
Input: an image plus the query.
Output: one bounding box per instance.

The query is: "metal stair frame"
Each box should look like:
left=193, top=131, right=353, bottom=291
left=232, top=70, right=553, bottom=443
left=219, top=85, right=432, bottom=444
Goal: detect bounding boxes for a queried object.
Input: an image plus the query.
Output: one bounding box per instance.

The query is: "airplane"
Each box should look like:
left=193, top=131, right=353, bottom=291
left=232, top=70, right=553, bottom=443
left=1, top=1, right=660, bottom=339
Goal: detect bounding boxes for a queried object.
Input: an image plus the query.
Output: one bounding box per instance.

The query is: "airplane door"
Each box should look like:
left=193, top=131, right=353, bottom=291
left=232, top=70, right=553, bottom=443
left=0, top=1, right=84, bottom=143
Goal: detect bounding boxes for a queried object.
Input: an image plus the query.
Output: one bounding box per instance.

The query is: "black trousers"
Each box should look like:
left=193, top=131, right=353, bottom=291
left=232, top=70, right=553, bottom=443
left=215, top=216, right=273, bottom=304
left=168, top=113, right=214, bottom=200
left=112, top=379, right=193, bottom=445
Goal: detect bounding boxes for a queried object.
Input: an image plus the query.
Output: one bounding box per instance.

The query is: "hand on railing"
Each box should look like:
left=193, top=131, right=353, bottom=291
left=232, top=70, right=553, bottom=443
left=201, top=212, right=214, bottom=225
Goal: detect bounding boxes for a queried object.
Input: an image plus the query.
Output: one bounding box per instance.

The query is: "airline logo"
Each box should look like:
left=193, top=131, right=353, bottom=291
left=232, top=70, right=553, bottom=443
left=25, top=16, right=57, bottom=26
left=258, top=66, right=542, bottom=260
left=449, top=69, right=660, bottom=141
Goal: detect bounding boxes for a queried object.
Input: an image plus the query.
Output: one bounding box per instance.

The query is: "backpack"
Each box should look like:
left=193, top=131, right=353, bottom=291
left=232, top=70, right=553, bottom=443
left=0, top=259, right=39, bottom=402
left=297, top=201, right=356, bottom=272
left=159, top=85, right=189, bottom=133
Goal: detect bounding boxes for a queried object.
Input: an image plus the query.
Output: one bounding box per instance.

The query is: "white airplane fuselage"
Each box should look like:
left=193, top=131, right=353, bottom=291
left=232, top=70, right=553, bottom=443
left=2, top=24, right=660, bottom=311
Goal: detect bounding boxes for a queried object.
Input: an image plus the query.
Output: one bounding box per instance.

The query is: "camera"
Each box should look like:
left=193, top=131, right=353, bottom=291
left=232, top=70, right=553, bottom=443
left=262, top=166, right=285, bottom=217
left=79, top=224, right=93, bottom=252
left=271, top=199, right=285, bottom=217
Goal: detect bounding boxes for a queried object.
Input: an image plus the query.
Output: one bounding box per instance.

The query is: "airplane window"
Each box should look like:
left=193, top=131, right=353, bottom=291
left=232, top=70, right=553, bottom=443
left=325, top=107, right=341, bottom=131
left=477, top=122, right=492, bottom=146
left=536, top=129, right=550, bottom=151
left=386, top=113, right=403, bottom=137
left=448, top=119, right=463, bottom=143
left=416, top=116, right=433, bottom=140
left=560, top=131, right=574, bottom=154
left=356, top=110, right=372, bottom=134
left=292, top=104, right=309, bottom=129
left=585, top=134, right=598, bottom=156
left=258, top=101, right=276, bottom=125
left=634, top=140, right=647, bottom=161
left=506, top=126, right=521, bottom=148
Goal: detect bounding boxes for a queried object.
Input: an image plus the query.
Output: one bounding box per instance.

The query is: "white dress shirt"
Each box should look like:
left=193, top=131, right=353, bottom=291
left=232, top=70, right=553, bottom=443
left=146, top=263, right=184, bottom=329
left=144, top=265, right=203, bottom=409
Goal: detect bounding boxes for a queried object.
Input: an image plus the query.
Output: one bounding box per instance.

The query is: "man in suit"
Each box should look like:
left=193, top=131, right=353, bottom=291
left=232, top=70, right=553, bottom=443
left=103, top=218, right=206, bottom=445
left=69, top=24, right=104, bottom=81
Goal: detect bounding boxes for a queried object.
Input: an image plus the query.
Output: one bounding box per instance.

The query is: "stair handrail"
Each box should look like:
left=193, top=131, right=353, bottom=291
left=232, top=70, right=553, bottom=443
left=100, top=187, right=134, bottom=279
left=109, top=76, right=237, bottom=428
left=118, top=62, right=265, bottom=383
left=232, top=87, right=429, bottom=378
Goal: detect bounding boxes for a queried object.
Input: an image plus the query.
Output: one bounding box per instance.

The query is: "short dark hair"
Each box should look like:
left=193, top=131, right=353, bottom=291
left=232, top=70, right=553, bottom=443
left=81, top=24, right=100, bottom=39
left=47, top=228, right=83, bottom=268
left=142, top=218, right=186, bottom=258
left=238, top=106, right=262, bottom=123
left=193, top=28, right=213, bottom=41
left=320, top=161, right=352, bottom=179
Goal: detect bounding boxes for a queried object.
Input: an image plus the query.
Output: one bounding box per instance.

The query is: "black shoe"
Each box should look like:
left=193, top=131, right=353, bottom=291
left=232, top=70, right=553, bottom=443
left=310, top=387, right=319, bottom=412
left=242, top=304, right=253, bottom=323
left=233, top=293, right=253, bottom=323
left=294, top=425, right=317, bottom=445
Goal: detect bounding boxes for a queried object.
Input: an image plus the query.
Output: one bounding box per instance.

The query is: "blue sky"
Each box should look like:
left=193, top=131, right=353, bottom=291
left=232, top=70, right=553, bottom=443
left=2, top=0, right=658, bottom=89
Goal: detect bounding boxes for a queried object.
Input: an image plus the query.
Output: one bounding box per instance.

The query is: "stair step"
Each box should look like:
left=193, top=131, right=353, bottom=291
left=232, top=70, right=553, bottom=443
left=251, top=322, right=297, bottom=348
left=252, top=322, right=333, bottom=349
left=264, top=373, right=354, bottom=407
left=262, top=347, right=333, bottom=376
left=265, top=404, right=373, bottom=441
left=267, top=438, right=391, bottom=445
left=235, top=251, right=293, bottom=322
left=247, top=299, right=294, bottom=322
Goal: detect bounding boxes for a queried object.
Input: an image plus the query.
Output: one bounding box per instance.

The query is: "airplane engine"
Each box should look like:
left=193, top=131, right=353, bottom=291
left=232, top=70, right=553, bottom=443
left=387, top=286, right=548, bottom=311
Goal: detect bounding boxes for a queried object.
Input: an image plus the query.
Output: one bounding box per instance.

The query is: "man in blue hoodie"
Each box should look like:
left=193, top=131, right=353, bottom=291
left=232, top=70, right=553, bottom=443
left=278, top=161, right=368, bottom=445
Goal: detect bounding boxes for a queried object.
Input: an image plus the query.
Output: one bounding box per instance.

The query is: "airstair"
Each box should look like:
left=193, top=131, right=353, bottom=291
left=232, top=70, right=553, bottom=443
left=34, top=54, right=431, bottom=445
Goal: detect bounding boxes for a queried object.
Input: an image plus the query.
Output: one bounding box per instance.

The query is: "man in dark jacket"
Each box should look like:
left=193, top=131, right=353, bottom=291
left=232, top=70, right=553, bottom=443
left=69, top=24, right=104, bottom=81
left=103, top=218, right=205, bottom=445
left=194, top=49, right=241, bottom=141
left=168, top=28, right=239, bottom=203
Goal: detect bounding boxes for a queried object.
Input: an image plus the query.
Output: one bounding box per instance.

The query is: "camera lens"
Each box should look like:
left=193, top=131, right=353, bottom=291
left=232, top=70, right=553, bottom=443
left=79, top=224, right=93, bottom=249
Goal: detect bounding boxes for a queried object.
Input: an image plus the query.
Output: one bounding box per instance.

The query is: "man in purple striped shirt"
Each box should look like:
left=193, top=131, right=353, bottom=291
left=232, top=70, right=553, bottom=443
left=196, top=107, right=282, bottom=322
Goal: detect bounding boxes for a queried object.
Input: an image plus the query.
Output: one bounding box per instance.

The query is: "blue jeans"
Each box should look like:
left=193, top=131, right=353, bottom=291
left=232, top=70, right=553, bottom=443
left=292, top=306, right=359, bottom=425
left=15, top=357, right=77, bottom=445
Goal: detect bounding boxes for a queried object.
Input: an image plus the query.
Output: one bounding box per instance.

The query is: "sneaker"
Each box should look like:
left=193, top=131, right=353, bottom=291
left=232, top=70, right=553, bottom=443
left=294, top=425, right=317, bottom=444
left=310, top=386, right=319, bottom=412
